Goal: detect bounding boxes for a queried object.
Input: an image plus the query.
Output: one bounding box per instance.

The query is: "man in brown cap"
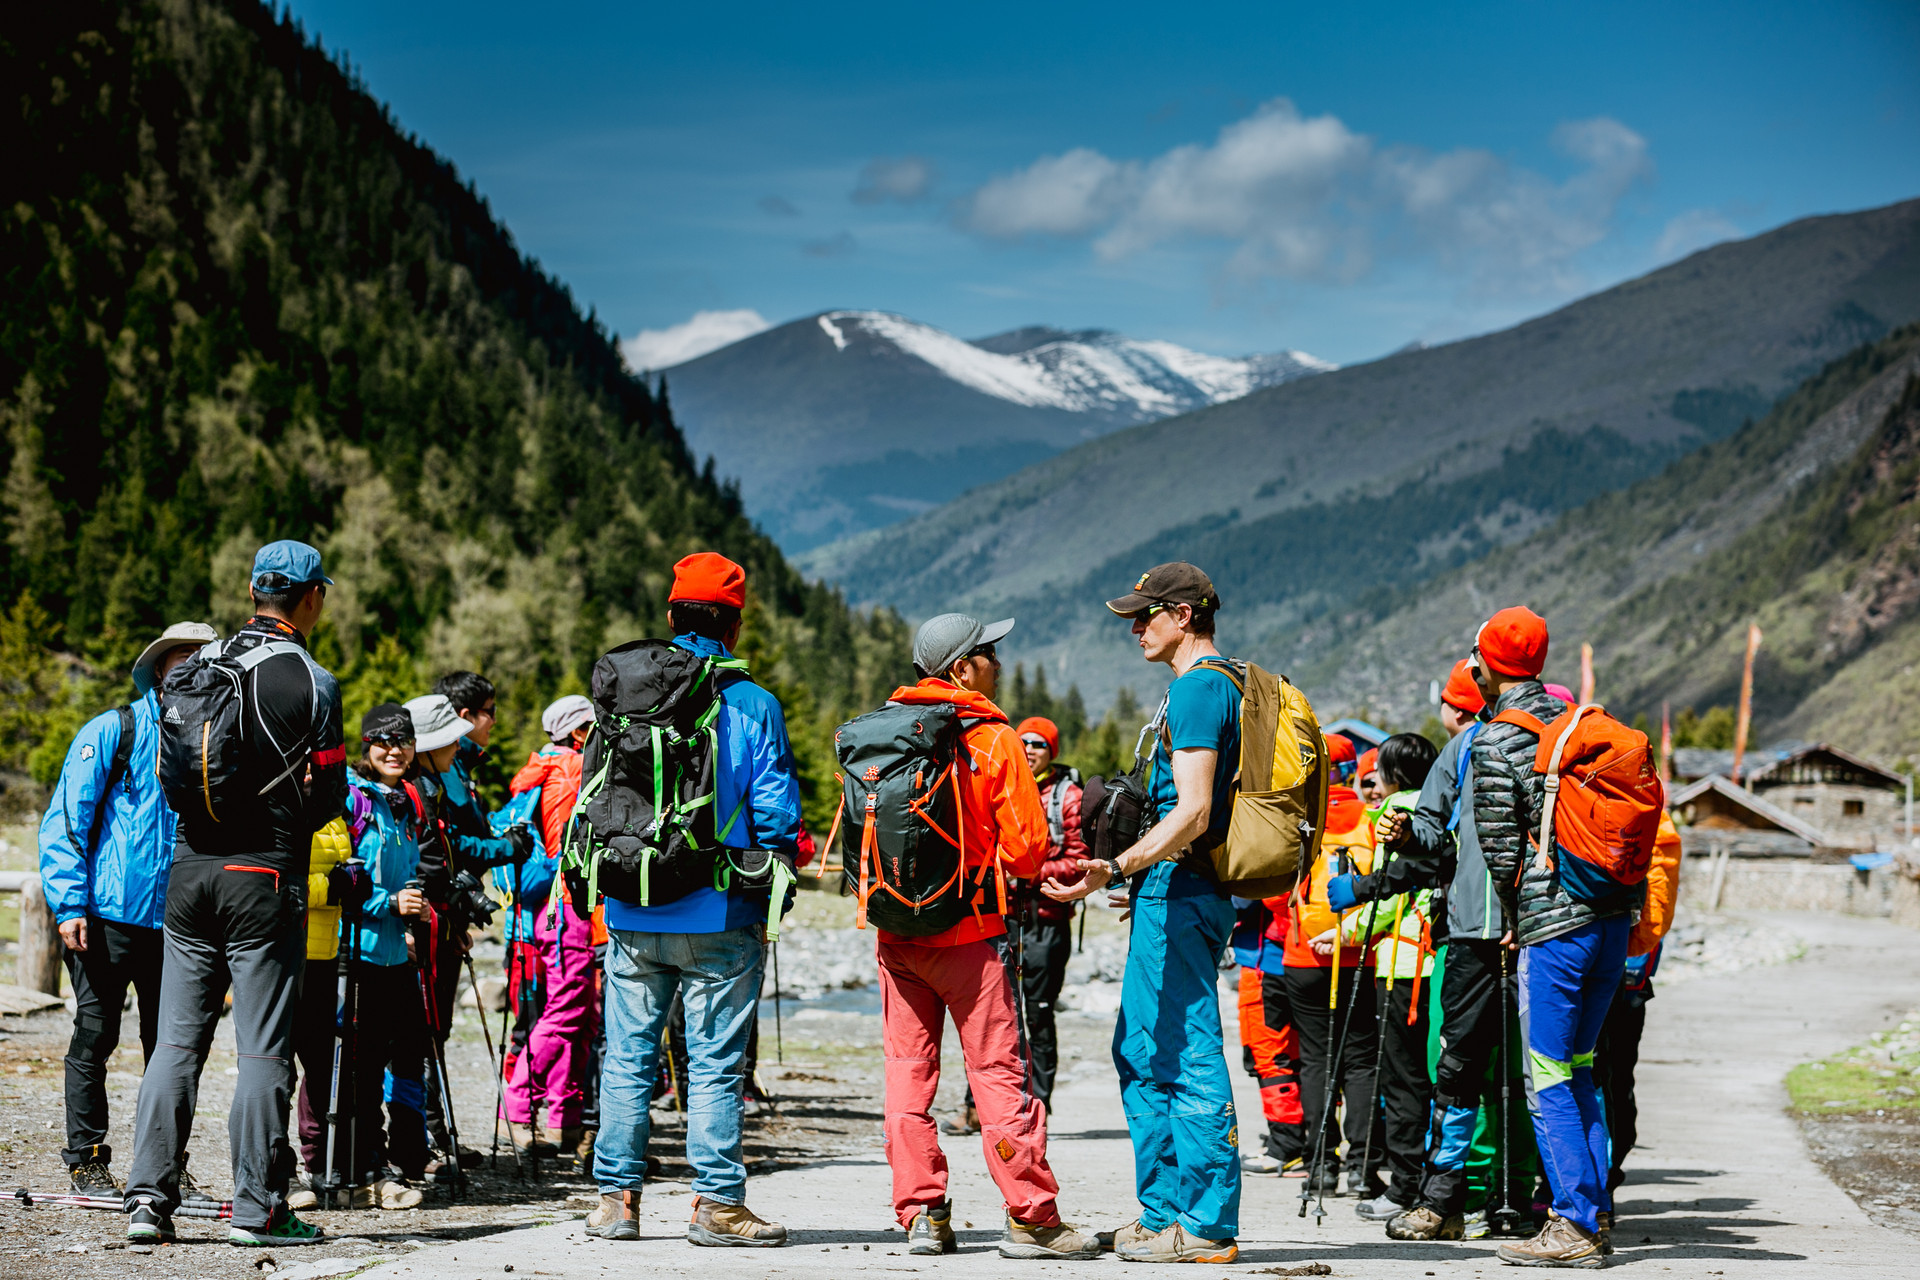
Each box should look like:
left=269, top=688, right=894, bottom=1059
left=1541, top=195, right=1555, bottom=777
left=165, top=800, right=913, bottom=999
left=1044, top=562, right=1245, bottom=1264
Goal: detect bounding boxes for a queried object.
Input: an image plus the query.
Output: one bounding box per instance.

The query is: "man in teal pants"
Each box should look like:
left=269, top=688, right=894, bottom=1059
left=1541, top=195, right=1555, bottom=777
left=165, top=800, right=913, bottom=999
left=1045, top=562, right=1241, bottom=1265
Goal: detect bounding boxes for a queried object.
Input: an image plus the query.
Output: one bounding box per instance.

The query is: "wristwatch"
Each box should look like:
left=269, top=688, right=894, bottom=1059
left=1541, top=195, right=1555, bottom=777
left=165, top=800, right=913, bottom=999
left=1102, top=854, right=1126, bottom=884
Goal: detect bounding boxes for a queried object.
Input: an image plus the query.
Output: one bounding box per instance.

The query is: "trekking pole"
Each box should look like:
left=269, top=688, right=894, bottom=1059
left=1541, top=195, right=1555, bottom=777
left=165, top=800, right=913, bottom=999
left=492, top=898, right=527, bottom=1180
left=322, top=884, right=362, bottom=1210
left=1299, top=862, right=1383, bottom=1224
left=465, top=952, right=498, bottom=1069
left=771, top=940, right=784, bottom=1065
left=1493, top=943, right=1522, bottom=1235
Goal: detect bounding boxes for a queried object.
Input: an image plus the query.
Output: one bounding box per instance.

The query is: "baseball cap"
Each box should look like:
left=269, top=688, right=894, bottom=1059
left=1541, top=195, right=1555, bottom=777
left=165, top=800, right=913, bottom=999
left=913, top=613, right=1015, bottom=678
left=404, top=694, right=474, bottom=753
left=132, top=621, right=218, bottom=694
left=669, top=552, right=747, bottom=610
left=250, top=540, right=333, bottom=591
left=542, top=693, right=595, bottom=743
left=1106, top=562, right=1221, bottom=618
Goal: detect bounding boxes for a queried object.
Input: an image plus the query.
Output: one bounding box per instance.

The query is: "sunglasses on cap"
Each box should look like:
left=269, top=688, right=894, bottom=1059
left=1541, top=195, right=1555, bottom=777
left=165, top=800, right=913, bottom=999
left=256, top=572, right=325, bottom=595
left=964, top=642, right=998, bottom=662
left=363, top=731, right=414, bottom=747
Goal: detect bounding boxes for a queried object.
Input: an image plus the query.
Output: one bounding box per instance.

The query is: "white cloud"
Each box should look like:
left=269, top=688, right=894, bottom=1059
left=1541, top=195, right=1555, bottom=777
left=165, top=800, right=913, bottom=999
left=1655, top=208, right=1742, bottom=262
left=960, top=99, right=1653, bottom=297
left=852, top=156, right=936, bottom=204
left=621, top=309, right=769, bottom=371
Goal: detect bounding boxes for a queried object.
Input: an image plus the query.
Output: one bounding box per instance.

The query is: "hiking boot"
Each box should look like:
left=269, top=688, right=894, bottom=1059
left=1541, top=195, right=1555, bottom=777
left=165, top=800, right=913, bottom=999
left=687, top=1196, right=786, bottom=1247
left=938, top=1104, right=980, bottom=1136
left=1495, top=1213, right=1604, bottom=1269
left=1595, top=1211, right=1614, bottom=1256
left=908, top=1202, right=957, bottom=1255
left=1347, top=1168, right=1384, bottom=1199
left=584, top=1190, right=640, bottom=1240
left=70, top=1158, right=120, bottom=1197
left=497, top=1119, right=557, bottom=1158
left=228, top=1211, right=326, bottom=1247
left=352, top=1176, right=424, bottom=1210
left=127, top=1197, right=174, bottom=1244
left=1280, top=1156, right=1307, bottom=1178
left=1241, top=1153, right=1282, bottom=1177
left=575, top=1128, right=597, bottom=1165
left=1355, top=1192, right=1410, bottom=1222
left=1114, top=1221, right=1238, bottom=1263
left=1386, top=1205, right=1464, bottom=1241
left=179, top=1165, right=220, bottom=1211
left=1304, top=1164, right=1341, bottom=1193
left=556, top=1127, right=585, bottom=1162
left=1463, top=1209, right=1491, bottom=1240
left=1000, top=1213, right=1102, bottom=1259
left=287, top=1174, right=320, bottom=1212
left=1096, top=1218, right=1156, bottom=1253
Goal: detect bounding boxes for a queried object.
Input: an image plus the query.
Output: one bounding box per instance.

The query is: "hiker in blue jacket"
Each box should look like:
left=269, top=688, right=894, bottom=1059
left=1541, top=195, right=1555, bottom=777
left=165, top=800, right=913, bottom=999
left=38, top=621, right=216, bottom=1197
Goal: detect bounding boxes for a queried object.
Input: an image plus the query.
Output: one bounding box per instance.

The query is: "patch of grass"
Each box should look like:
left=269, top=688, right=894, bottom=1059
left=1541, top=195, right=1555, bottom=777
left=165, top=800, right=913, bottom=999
left=1788, top=1014, right=1920, bottom=1116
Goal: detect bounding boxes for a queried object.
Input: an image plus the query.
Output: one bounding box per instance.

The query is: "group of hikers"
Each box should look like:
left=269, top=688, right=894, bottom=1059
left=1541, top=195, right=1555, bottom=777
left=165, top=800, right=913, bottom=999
left=38, top=540, right=1677, bottom=1268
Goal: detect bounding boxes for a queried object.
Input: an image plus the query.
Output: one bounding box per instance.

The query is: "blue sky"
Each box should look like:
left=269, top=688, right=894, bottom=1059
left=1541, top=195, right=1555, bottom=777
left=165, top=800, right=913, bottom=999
left=288, top=0, right=1918, bottom=367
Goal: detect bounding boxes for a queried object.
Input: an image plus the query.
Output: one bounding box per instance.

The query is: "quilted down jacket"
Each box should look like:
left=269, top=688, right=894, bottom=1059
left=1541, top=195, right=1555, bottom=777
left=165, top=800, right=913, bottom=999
left=1472, top=680, right=1638, bottom=947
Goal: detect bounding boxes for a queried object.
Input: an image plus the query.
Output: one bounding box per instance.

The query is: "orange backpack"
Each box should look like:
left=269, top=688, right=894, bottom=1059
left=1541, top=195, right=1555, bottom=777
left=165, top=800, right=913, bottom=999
left=1489, top=703, right=1663, bottom=902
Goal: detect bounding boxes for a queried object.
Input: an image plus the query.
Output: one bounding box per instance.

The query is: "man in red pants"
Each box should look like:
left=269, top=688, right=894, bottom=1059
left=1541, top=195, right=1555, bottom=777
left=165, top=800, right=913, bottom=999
left=878, top=612, right=1100, bottom=1261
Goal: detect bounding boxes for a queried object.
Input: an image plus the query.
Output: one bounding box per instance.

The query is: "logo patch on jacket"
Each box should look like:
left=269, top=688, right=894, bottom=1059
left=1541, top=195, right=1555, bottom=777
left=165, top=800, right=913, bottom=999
left=994, top=1138, right=1016, bottom=1163
left=79, top=744, right=95, bottom=761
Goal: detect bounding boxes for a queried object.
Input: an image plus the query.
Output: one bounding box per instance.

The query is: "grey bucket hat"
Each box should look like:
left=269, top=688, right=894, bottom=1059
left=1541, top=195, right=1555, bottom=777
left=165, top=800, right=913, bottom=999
left=132, top=621, right=219, bottom=695
left=913, top=613, right=1015, bottom=678
left=403, top=694, right=474, bottom=753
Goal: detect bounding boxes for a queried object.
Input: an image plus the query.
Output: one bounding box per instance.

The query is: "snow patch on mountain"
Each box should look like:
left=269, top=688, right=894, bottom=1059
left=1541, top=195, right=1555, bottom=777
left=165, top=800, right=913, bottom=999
left=814, top=310, right=1332, bottom=419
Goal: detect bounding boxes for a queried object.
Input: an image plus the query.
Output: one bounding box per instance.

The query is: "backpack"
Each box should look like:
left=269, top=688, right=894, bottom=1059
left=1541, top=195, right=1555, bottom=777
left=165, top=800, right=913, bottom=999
left=1489, top=702, right=1663, bottom=901
left=561, top=640, right=749, bottom=911
left=158, top=638, right=321, bottom=825
left=1178, top=657, right=1329, bottom=898
left=1041, top=766, right=1083, bottom=849
left=826, top=700, right=1006, bottom=936
left=1079, top=718, right=1161, bottom=866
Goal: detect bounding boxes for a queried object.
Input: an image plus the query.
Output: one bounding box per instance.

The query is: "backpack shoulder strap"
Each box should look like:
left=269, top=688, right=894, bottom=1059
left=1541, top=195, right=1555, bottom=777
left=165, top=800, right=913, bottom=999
left=229, top=639, right=305, bottom=670
left=1490, top=707, right=1547, bottom=734
left=84, top=707, right=138, bottom=854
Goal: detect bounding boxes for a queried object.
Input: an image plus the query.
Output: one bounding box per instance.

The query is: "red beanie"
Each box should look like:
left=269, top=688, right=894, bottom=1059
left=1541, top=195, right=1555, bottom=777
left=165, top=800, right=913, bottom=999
left=1441, top=658, right=1486, bottom=714
left=1325, top=734, right=1357, bottom=765
left=1016, top=716, right=1061, bottom=757
left=1356, top=747, right=1379, bottom=781
left=1476, top=606, right=1550, bottom=678
left=669, top=552, right=747, bottom=609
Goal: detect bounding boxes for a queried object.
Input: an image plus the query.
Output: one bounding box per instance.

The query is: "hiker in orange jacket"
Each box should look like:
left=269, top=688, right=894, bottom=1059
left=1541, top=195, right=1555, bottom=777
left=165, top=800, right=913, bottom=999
left=879, top=613, right=1098, bottom=1261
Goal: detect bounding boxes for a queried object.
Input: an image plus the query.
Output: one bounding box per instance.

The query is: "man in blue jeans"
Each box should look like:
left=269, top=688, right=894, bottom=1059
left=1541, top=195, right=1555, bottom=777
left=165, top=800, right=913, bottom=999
left=1466, top=607, right=1636, bottom=1269
left=1045, top=561, right=1242, bottom=1264
left=585, top=552, right=801, bottom=1247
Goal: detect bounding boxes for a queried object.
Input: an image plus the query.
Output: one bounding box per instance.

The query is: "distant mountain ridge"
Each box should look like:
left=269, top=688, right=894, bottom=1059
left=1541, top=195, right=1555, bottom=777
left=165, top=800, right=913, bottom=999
left=796, top=200, right=1920, bottom=715
left=661, top=310, right=1330, bottom=550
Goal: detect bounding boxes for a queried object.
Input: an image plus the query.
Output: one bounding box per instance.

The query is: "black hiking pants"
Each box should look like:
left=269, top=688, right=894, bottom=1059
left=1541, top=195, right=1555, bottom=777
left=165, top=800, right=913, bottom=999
left=1284, top=964, right=1383, bottom=1185
left=1377, top=975, right=1433, bottom=1206
left=1596, top=983, right=1648, bottom=1190
left=63, top=916, right=164, bottom=1170
left=1420, top=937, right=1527, bottom=1217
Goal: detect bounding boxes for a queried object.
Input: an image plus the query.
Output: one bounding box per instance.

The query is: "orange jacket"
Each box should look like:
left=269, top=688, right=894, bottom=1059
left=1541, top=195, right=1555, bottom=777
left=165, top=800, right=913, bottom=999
left=878, top=679, right=1048, bottom=948
left=1285, top=785, right=1376, bottom=968
left=509, top=745, right=585, bottom=859
left=1629, top=809, right=1682, bottom=957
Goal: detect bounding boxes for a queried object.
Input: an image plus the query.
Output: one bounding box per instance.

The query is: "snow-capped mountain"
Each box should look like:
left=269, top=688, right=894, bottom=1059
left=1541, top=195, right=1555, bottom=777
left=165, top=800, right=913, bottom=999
left=660, top=310, right=1332, bottom=550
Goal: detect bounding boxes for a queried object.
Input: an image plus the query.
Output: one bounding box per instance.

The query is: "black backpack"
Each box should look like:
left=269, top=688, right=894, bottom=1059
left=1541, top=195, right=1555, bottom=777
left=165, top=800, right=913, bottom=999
left=561, top=640, right=750, bottom=910
left=829, top=700, right=1005, bottom=937
left=158, top=638, right=319, bottom=825
left=1078, top=706, right=1165, bottom=870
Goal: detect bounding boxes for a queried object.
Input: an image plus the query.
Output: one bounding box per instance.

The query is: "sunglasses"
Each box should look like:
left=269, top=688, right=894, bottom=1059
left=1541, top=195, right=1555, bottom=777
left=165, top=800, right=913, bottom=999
left=1020, top=735, right=1051, bottom=749
left=363, top=734, right=415, bottom=748
left=965, top=643, right=998, bottom=663
left=1140, top=600, right=1186, bottom=620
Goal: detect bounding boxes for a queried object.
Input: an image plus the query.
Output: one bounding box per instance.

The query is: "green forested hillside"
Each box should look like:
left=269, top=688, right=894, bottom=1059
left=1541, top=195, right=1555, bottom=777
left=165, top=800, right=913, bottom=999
left=0, top=0, right=907, bottom=818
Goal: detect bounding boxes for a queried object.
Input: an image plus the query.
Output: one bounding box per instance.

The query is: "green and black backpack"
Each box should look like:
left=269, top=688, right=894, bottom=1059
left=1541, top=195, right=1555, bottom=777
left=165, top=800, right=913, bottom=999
left=825, top=700, right=1005, bottom=937
left=560, top=639, right=751, bottom=911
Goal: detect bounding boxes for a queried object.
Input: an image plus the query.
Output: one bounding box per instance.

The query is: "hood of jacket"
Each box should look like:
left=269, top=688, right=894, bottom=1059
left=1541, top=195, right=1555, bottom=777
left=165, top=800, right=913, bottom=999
left=888, top=677, right=1010, bottom=723
left=511, top=743, right=580, bottom=796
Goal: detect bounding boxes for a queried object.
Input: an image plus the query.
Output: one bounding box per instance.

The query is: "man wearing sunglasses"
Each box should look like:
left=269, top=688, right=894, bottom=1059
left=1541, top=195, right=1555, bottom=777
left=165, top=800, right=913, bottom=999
left=1044, top=561, right=1242, bottom=1264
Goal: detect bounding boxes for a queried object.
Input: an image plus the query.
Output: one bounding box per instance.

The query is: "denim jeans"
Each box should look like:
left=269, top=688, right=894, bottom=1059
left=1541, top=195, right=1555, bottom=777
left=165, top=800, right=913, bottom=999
left=593, top=926, right=764, bottom=1204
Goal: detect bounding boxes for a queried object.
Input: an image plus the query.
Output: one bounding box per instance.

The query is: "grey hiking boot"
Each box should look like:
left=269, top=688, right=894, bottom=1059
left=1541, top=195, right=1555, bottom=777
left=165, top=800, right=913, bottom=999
left=1386, top=1205, right=1465, bottom=1241
left=687, top=1196, right=786, bottom=1247
left=1114, top=1222, right=1238, bottom=1263
left=1096, top=1218, right=1156, bottom=1253
left=908, top=1202, right=957, bottom=1255
left=1356, top=1192, right=1410, bottom=1222
left=1000, top=1213, right=1102, bottom=1259
left=1495, top=1212, right=1604, bottom=1268
left=584, top=1190, right=640, bottom=1240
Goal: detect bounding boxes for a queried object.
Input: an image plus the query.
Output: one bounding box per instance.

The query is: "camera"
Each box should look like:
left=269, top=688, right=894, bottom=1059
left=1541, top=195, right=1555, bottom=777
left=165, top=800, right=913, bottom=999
left=442, top=869, right=498, bottom=930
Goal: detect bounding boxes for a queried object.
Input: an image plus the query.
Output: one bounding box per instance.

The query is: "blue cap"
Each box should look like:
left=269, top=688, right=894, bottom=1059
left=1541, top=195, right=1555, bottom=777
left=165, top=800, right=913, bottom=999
left=249, top=540, right=333, bottom=590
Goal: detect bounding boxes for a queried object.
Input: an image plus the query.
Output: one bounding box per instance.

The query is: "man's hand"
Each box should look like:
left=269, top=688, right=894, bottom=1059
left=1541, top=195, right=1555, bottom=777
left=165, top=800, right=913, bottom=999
left=1380, top=810, right=1413, bottom=851
left=59, top=918, right=88, bottom=953
left=1042, top=858, right=1112, bottom=903
left=1308, top=927, right=1339, bottom=958
left=395, top=887, right=428, bottom=918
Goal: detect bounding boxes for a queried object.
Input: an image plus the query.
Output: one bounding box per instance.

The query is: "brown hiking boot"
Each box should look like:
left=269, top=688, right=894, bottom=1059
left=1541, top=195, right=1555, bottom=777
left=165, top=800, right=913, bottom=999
left=938, top=1104, right=980, bottom=1136
left=1496, top=1212, right=1604, bottom=1268
left=687, top=1196, right=787, bottom=1247
left=1096, top=1218, right=1156, bottom=1253
left=1386, top=1205, right=1465, bottom=1241
left=1115, top=1222, right=1238, bottom=1263
left=498, top=1119, right=557, bottom=1158
left=575, top=1129, right=597, bottom=1165
left=907, top=1202, right=957, bottom=1255
left=584, top=1190, right=640, bottom=1240
left=1000, top=1214, right=1102, bottom=1260
left=1594, top=1211, right=1613, bottom=1256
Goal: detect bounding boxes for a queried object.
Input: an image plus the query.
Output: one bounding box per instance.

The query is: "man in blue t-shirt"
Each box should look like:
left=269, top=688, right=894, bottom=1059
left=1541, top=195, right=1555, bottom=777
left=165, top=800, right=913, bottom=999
left=585, top=553, right=801, bottom=1249
left=1043, top=561, right=1244, bottom=1264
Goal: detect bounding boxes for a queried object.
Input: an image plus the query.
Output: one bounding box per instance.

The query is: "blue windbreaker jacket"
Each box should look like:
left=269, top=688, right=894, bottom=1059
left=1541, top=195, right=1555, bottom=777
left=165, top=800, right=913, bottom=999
left=344, top=773, right=423, bottom=967
left=38, top=691, right=176, bottom=930
left=602, top=633, right=802, bottom=935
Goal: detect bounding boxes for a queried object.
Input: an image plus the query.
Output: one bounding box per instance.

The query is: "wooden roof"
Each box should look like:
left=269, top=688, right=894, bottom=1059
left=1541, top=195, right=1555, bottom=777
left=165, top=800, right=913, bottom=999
left=1667, top=774, right=1828, bottom=846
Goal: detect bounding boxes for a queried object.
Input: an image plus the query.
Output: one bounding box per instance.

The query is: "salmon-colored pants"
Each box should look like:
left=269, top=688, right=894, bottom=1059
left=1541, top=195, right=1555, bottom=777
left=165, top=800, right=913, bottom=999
left=878, top=937, right=1061, bottom=1228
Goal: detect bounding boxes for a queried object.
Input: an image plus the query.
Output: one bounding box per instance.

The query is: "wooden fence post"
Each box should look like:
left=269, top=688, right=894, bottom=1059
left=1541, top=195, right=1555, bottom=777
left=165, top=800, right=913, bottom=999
left=17, top=875, right=64, bottom=997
